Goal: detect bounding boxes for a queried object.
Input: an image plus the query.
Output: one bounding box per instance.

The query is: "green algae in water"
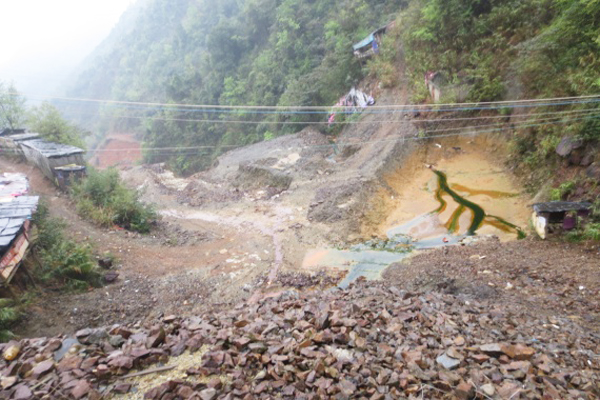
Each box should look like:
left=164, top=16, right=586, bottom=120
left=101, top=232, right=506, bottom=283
left=432, top=170, right=525, bottom=238
left=351, top=234, right=415, bottom=254
left=319, top=170, right=526, bottom=289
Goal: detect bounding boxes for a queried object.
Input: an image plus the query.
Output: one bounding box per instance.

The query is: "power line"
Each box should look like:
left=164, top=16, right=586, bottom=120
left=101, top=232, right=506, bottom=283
left=42, top=97, right=600, bottom=115
left=87, top=112, right=600, bottom=149
left=81, top=112, right=600, bottom=153
left=17, top=92, right=600, bottom=110
left=3, top=111, right=595, bottom=157
left=20, top=92, right=600, bottom=117
left=84, top=106, right=600, bottom=125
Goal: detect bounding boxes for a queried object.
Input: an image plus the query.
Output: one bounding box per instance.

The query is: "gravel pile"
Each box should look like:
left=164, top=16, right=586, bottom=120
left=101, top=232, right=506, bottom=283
left=0, top=280, right=598, bottom=399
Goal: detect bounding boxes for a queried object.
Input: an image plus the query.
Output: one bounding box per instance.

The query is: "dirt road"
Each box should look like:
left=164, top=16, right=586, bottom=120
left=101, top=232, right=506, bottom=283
left=0, top=157, right=277, bottom=337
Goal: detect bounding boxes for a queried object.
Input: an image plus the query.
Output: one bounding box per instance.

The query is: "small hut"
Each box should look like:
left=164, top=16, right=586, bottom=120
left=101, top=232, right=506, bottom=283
left=19, top=139, right=85, bottom=181
left=0, top=133, right=40, bottom=157
left=531, top=201, right=592, bottom=239
left=425, top=72, right=446, bottom=103
left=352, top=23, right=393, bottom=59
left=0, top=129, right=26, bottom=137
left=53, top=165, right=87, bottom=191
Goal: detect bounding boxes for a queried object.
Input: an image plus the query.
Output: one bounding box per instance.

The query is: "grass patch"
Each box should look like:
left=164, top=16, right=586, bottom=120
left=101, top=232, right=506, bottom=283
left=71, top=168, right=157, bottom=233
left=566, top=223, right=600, bottom=242
left=565, top=199, right=600, bottom=242
left=0, top=299, right=19, bottom=342
left=32, top=202, right=103, bottom=291
left=550, top=180, right=577, bottom=201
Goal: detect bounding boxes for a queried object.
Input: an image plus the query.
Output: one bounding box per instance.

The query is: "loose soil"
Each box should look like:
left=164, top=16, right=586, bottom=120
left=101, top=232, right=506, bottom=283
left=88, top=133, right=142, bottom=169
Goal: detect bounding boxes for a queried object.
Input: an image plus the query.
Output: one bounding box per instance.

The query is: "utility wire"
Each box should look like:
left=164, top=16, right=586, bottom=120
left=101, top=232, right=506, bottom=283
left=75, top=112, right=600, bottom=153
left=68, top=106, right=600, bottom=126
left=17, top=92, right=600, bottom=110
left=36, top=97, right=600, bottom=115
left=3, top=111, right=596, bottom=157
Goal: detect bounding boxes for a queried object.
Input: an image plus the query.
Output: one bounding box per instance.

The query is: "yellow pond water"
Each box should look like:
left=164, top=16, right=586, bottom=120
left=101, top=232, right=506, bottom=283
left=302, top=139, right=532, bottom=287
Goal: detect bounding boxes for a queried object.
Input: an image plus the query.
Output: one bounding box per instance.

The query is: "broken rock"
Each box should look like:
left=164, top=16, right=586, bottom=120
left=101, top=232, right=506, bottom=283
left=436, top=353, right=460, bottom=370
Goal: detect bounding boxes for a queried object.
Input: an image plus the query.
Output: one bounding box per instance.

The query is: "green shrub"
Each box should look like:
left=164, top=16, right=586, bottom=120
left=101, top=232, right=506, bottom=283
left=71, top=168, right=157, bottom=233
left=32, top=202, right=103, bottom=290
left=591, top=198, right=600, bottom=219
left=566, top=223, right=600, bottom=242
left=263, top=131, right=275, bottom=141
left=0, top=299, right=19, bottom=342
left=582, top=223, right=600, bottom=241
left=550, top=180, right=576, bottom=201
left=564, top=198, right=600, bottom=242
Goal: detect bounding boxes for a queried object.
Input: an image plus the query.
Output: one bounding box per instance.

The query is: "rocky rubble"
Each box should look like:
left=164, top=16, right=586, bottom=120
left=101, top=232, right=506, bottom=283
left=1, top=280, right=598, bottom=399
left=274, top=271, right=342, bottom=290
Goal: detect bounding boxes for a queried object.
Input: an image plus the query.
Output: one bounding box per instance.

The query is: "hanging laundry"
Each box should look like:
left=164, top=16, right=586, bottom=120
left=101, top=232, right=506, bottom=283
left=328, top=88, right=376, bottom=125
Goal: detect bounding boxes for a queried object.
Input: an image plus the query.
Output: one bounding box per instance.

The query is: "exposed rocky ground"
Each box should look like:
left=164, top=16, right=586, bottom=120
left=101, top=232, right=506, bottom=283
left=384, top=237, right=600, bottom=328
left=0, top=280, right=597, bottom=399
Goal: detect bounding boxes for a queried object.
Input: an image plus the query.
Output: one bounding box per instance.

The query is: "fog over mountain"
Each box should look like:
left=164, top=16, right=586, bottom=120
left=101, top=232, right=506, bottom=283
left=0, top=0, right=136, bottom=98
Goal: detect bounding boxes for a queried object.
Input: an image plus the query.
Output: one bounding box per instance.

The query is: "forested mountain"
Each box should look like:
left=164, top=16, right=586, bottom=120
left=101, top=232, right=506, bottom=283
left=63, top=0, right=599, bottom=176
left=64, top=0, right=405, bottom=174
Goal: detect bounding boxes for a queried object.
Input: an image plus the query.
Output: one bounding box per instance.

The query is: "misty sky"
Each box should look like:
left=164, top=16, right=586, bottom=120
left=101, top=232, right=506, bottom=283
left=0, top=0, right=135, bottom=97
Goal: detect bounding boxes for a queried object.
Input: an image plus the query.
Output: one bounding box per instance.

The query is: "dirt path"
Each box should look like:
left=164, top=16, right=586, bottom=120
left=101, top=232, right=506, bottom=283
left=0, top=157, right=276, bottom=337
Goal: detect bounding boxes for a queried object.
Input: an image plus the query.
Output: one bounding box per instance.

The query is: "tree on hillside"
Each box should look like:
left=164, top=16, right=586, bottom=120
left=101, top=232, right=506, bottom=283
left=0, top=82, right=27, bottom=132
left=27, top=102, right=88, bottom=148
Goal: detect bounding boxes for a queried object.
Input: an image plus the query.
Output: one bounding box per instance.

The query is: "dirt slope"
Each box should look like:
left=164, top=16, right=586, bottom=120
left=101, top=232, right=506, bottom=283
left=0, top=157, right=275, bottom=337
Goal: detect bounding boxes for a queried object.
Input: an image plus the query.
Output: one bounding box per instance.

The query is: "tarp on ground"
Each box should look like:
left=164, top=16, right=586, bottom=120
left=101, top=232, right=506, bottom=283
left=0, top=173, right=29, bottom=200
left=328, top=88, right=375, bottom=125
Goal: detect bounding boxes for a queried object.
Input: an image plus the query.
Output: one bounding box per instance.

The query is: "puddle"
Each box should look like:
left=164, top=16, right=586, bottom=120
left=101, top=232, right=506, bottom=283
left=303, top=237, right=413, bottom=288
left=302, top=141, right=530, bottom=287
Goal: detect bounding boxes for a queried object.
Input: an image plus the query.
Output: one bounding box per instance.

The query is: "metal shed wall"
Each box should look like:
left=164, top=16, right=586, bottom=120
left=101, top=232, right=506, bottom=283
left=19, top=141, right=85, bottom=181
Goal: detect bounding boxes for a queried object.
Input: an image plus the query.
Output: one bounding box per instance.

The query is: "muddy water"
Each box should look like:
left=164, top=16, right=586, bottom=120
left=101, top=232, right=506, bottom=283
left=302, top=138, right=531, bottom=287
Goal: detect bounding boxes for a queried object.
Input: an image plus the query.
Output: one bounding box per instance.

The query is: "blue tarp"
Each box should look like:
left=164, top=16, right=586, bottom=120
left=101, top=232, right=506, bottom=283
left=353, top=33, right=375, bottom=51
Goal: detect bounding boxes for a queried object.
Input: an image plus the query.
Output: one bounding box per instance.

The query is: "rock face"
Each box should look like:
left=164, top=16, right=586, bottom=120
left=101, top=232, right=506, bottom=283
left=0, top=281, right=598, bottom=399
left=586, top=162, right=600, bottom=182
left=556, top=136, right=583, bottom=157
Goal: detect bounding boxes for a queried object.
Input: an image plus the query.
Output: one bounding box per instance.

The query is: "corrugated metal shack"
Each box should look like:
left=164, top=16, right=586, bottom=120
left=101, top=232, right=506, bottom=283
left=19, top=139, right=85, bottom=181
left=54, top=165, right=87, bottom=191
left=0, top=174, right=38, bottom=285
left=0, top=129, right=26, bottom=136
left=0, top=133, right=40, bottom=157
